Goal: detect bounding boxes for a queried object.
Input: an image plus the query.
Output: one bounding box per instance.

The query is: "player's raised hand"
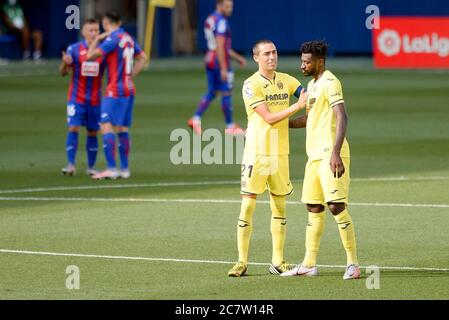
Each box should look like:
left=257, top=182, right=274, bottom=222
left=297, top=88, right=308, bottom=110
left=61, top=51, right=72, bottom=65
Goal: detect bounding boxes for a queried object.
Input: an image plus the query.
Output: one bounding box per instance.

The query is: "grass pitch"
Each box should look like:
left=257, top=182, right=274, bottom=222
left=0, top=57, right=448, bottom=299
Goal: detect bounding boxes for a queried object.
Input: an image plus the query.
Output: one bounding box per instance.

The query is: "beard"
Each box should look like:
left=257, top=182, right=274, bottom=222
left=302, top=69, right=311, bottom=76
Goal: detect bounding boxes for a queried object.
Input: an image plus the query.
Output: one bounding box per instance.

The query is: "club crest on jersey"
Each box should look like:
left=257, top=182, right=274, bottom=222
left=277, top=81, right=283, bottom=90
left=244, top=85, right=254, bottom=99
left=307, top=97, right=316, bottom=110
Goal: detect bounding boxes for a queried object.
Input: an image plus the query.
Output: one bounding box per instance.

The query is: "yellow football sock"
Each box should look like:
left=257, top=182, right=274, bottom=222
left=302, top=210, right=325, bottom=267
left=333, top=208, right=358, bottom=265
left=237, top=197, right=256, bottom=264
left=269, top=194, right=286, bottom=266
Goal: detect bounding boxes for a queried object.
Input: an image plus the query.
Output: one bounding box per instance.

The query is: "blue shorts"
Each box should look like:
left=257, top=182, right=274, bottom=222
left=206, top=67, right=234, bottom=93
left=100, top=96, right=135, bottom=127
left=66, top=102, right=101, bottom=131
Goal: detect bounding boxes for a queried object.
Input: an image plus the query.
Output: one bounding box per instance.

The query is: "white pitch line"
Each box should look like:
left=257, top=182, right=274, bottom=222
left=0, top=249, right=448, bottom=272
left=1, top=196, right=449, bottom=208
left=350, top=176, right=449, bottom=182
left=0, top=176, right=447, bottom=195
left=0, top=181, right=239, bottom=195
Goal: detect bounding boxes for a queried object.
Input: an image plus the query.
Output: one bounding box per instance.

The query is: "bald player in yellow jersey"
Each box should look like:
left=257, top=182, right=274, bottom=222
left=282, top=41, right=360, bottom=280
left=228, top=40, right=308, bottom=277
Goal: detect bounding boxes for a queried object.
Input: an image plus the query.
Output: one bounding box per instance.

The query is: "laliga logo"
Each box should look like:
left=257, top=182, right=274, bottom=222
left=378, top=29, right=449, bottom=57
left=377, top=29, right=401, bottom=56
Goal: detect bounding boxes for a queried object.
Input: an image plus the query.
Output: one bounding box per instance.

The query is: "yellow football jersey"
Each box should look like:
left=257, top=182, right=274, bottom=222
left=305, top=70, right=350, bottom=160
left=242, top=72, right=301, bottom=155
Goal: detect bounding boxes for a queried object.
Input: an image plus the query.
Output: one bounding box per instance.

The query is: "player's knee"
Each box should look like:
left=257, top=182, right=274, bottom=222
left=68, top=126, right=80, bottom=133
left=307, top=204, right=325, bottom=213
left=100, top=123, right=113, bottom=134
left=327, top=202, right=346, bottom=215
left=206, top=91, right=217, bottom=100
left=270, top=194, right=286, bottom=215
left=22, top=27, right=30, bottom=37
left=239, top=195, right=256, bottom=221
left=87, top=130, right=97, bottom=137
left=32, top=30, right=43, bottom=40
left=222, top=91, right=231, bottom=97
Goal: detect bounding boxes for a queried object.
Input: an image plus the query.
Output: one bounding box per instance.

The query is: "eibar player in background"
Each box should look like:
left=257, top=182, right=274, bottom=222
left=282, top=41, right=360, bottom=280
left=60, top=18, right=105, bottom=177
left=86, top=9, right=147, bottom=180
left=228, top=40, right=308, bottom=277
left=187, top=0, right=247, bottom=136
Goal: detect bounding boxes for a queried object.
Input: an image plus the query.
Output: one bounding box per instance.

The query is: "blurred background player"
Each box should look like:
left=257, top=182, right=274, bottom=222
left=0, top=18, right=8, bottom=65
left=60, top=18, right=105, bottom=177
left=228, top=40, right=308, bottom=277
left=282, top=41, right=360, bottom=280
left=187, top=0, right=246, bottom=135
left=87, top=9, right=147, bottom=180
left=1, top=0, right=44, bottom=62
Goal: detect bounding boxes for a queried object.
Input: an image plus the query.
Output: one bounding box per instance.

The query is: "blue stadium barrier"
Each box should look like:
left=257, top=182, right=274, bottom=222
left=0, top=35, right=21, bottom=59
left=197, top=0, right=449, bottom=55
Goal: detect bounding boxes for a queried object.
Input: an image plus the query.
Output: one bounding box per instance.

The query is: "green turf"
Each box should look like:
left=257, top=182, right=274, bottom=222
left=0, top=58, right=448, bottom=299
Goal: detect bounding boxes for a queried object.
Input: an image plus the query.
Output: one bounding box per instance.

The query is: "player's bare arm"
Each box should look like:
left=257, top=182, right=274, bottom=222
left=289, top=115, right=307, bottom=128
left=86, top=31, right=110, bottom=61
left=59, top=50, right=72, bottom=76
left=230, top=49, right=247, bottom=67
left=330, top=102, right=348, bottom=178
left=216, top=35, right=228, bottom=81
left=254, top=89, right=308, bottom=125
left=132, top=52, right=148, bottom=77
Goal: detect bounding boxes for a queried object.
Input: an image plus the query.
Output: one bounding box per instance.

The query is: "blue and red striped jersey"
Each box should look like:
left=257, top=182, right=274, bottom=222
left=204, top=11, right=232, bottom=69
left=66, top=40, right=105, bottom=106
left=98, top=28, right=143, bottom=98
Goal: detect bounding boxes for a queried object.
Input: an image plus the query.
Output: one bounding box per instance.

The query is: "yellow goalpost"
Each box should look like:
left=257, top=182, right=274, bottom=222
left=144, top=0, right=176, bottom=67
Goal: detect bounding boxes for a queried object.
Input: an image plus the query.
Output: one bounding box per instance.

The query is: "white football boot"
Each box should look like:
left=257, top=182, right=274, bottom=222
left=280, top=263, right=319, bottom=277
left=92, top=169, right=119, bottom=180
left=119, top=169, right=131, bottom=179
left=343, top=264, right=361, bottom=280
left=61, top=164, right=76, bottom=176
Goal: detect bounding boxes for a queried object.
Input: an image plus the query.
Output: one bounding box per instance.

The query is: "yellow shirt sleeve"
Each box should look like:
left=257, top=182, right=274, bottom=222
left=326, top=78, right=344, bottom=108
left=242, top=80, right=265, bottom=109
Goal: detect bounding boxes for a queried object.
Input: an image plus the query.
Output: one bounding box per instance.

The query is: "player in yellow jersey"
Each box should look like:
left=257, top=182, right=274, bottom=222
left=281, top=41, right=360, bottom=280
left=228, top=40, right=308, bottom=277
